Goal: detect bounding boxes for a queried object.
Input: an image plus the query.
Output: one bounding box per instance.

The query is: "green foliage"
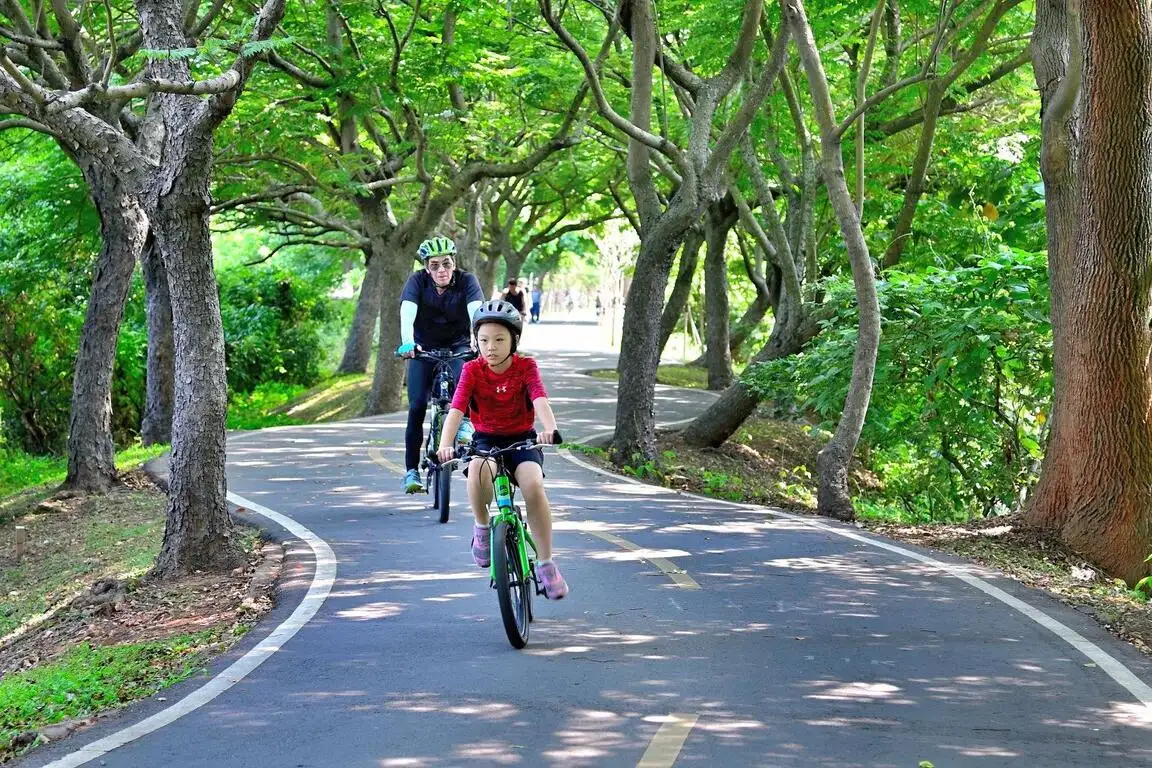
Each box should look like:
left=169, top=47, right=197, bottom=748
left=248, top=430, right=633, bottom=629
left=0, top=138, right=100, bottom=454
left=746, top=248, right=1051, bottom=520
left=217, top=263, right=335, bottom=394
left=0, top=633, right=222, bottom=748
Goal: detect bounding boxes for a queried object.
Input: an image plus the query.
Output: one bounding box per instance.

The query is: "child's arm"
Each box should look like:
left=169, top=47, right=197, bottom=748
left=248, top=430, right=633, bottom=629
left=533, top=397, right=560, bottom=444
left=437, top=408, right=466, bottom=462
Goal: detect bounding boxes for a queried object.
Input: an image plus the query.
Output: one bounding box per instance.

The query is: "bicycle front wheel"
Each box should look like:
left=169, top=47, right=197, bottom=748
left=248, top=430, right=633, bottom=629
left=436, top=466, right=451, bottom=523
left=492, top=520, right=530, bottom=648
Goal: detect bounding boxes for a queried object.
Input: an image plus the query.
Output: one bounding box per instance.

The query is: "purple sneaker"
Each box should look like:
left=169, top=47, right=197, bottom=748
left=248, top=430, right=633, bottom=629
left=536, top=561, right=569, bottom=600
left=472, top=525, right=490, bottom=568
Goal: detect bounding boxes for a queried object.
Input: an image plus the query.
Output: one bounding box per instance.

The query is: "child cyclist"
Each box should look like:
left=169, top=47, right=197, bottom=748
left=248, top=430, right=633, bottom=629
left=436, top=300, right=569, bottom=600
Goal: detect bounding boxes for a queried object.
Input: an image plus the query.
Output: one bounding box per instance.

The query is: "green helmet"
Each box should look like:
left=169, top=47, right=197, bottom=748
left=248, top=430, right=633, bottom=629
left=416, top=236, right=456, bottom=262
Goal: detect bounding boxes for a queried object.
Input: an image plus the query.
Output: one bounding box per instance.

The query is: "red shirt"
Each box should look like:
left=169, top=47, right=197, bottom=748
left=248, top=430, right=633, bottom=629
left=452, top=355, right=548, bottom=435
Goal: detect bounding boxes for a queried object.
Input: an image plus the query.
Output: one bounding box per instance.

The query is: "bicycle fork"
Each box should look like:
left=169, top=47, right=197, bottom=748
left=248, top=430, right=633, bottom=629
left=490, top=474, right=542, bottom=593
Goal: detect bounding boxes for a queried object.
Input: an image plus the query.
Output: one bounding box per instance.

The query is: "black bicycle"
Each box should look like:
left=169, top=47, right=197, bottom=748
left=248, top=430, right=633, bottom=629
left=411, top=348, right=474, bottom=523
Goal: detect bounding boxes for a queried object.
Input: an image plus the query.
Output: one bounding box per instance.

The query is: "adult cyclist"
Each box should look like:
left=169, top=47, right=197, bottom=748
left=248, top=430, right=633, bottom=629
left=396, top=236, right=484, bottom=493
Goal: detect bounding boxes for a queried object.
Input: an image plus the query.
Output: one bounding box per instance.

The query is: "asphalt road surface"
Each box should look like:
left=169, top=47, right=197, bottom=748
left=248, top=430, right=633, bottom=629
left=23, top=318, right=1152, bottom=767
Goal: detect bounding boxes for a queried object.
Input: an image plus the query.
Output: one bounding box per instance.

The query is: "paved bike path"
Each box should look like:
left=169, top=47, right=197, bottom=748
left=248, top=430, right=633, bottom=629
left=23, top=324, right=1152, bottom=767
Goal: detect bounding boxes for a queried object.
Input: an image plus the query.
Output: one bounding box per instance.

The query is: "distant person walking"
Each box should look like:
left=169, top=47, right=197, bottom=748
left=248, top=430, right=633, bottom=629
left=530, top=286, right=543, bottom=323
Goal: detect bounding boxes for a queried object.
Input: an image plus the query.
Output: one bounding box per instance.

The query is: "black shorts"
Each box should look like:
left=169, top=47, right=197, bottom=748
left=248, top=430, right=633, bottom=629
left=464, top=430, right=544, bottom=485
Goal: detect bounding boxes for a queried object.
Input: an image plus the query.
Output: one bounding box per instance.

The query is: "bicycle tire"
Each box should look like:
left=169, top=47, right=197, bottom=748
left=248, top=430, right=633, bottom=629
left=492, top=520, right=530, bottom=648
left=436, top=466, right=451, bottom=523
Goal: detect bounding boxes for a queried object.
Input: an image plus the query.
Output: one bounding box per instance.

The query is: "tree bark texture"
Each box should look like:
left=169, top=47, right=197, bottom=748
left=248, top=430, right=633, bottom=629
left=64, top=163, right=149, bottom=491
left=140, top=236, right=175, bottom=445
left=365, top=236, right=412, bottom=414
left=658, top=228, right=704, bottom=359
left=1027, top=1, right=1152, bottom=584
left=1024, top=0, right=1082, bottom=532
left=703, top=199, right=736, bottom=389
left=338, top=193, right=397, bottom=374
left=786, top=0, right=882, bottom=522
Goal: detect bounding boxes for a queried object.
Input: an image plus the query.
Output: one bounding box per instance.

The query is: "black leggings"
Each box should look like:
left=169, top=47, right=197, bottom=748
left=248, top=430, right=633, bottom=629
left=405, top=350, right=467, bottom=471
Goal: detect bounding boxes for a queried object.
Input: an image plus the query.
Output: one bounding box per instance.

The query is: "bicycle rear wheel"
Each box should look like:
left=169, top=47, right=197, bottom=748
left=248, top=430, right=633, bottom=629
left=436, top=466, right=451, bottom=523
left=492, top=521, right=530, bottom=648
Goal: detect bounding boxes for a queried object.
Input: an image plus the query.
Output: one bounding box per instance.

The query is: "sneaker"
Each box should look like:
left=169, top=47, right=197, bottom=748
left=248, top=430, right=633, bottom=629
left=403, top=469, right=424, bottom=494
left=456, top=417, right=475, bottom=445
left=536, top=561, right=569, bottom=600
left=472, top=525, right=490, bottom=568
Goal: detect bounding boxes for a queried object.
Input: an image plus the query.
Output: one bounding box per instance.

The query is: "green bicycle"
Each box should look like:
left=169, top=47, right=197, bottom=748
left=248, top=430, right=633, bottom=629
left=454, top=433, right=561, bottom=649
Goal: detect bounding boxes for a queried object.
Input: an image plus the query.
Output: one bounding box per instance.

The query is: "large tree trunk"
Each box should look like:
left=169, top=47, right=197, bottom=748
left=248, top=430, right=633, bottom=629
left=1026, top=0, right=1152, bottom=584
left=613, top=218, right=692, bottom=460
left=149, top=123, right=243, bottom=577
left=139, top=0, right=248, bottom=577
left=477, top=248, right=500, bottom=300
left=64, top=163, right=148, bottom=492
left=365, top=235, right=414, bottom=414
left=140, top=236, right=175, bottom=445
left=702, top=200, right=736, bottom=389
left=787, top=0, right=882, bottom=522
left=658, top=228, right=704, bottom=358
left=1023, top=0, right=1082, bottom=532
left=338, top=193, right=398, bottom=374
left=336, top=249, right=382, bottom=374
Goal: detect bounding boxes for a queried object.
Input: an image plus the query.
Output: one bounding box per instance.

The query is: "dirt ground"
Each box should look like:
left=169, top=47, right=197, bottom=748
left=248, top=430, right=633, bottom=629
left=1, top=471, right=280, bottom=756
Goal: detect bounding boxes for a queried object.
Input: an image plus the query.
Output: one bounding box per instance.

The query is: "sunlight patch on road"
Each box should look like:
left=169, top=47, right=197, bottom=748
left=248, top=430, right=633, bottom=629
left=582, top=529, right=701, bottom=590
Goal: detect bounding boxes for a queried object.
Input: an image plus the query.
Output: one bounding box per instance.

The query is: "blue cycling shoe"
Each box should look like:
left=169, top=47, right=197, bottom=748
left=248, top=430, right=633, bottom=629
left=403, top=469, right=424, bottom=494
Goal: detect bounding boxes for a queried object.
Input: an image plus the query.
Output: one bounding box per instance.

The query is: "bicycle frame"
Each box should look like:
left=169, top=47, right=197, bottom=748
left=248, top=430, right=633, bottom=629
left=488, top=466, right=539, bottom=587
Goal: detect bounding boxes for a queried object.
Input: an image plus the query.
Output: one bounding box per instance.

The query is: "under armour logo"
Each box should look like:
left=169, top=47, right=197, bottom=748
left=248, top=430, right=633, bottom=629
left=496, top=384, right=508, bottom=393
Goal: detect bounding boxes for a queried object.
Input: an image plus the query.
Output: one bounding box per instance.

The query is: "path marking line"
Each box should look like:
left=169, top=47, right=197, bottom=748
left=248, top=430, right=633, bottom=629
left=585, top=529, right=701, bottom=590
left=368, top=446, right=406, bottom=475
left=45, top=493, right=338, bottom=767
left=637, top=713, right=699, bottom=767
left=559, top=447, right=1152, bottom=722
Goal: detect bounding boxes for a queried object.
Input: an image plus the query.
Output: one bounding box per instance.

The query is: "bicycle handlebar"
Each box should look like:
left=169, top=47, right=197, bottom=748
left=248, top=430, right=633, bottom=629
left=428, top=430, right=563, bottom=467
left=408, top=348, right=476, bottom=362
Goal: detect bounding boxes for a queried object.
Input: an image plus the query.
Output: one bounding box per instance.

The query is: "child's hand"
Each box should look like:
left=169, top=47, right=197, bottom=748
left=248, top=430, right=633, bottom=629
left=538, top=429, right=559, bottom=445
left=436, top=446, right=455, bottom=463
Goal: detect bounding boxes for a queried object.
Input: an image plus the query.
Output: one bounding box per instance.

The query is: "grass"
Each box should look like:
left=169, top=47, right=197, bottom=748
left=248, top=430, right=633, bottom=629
left=0, top=443, right=171, bottom=503
left=585, top=364, right=712, bottom=390
left=0, top=630, right=227, bottom=752
left=0, top=491, right=166, bottom=637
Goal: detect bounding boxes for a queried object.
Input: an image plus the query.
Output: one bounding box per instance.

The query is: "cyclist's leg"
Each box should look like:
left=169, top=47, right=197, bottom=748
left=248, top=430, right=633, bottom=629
left=404, top=358, right=434, bottom=471
left=466, top=457, right=497, bottom=525
left=513, top=461, right=552, bottom=561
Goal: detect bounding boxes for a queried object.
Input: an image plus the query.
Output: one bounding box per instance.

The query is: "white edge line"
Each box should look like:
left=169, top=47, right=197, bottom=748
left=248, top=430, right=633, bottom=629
left=559, top=433, right=1152, bottom=722
left=44, top=493, right=338, bottom=767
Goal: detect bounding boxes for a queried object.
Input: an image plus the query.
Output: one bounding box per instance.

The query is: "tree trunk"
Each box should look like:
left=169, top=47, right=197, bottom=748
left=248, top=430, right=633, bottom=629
left=658, top=227, right=704, bottom=358
left=149, top=120, right=242, bottom=577
left=1027, top=0, right=1152, bottom=584
left=502, top=248, right=526, bottom=284
left=478, top=249, right=500, bottom=300
left=681, top=293, right=813, bottom=447
left=336, top=249, right=382, bottom=374
left=63, top=164, right=148, bottom=492
left=787, top=0, right=882, bottom=522
left=881, top=84, right=945, bottom=268
left=140, top=235, right=175, bottom=446
left=365, top=235, right=411, bottom=414
left=729, top=240, right=775, bottom=359
left=702, top=200, right=736, bottom=389
left=613, top=219, right=691, bottom=461
left=139, top=0, right=247, bottom=578
left=1023, top=0, right=1082, bottom=532
left=338, top=192, right=398, bottom=374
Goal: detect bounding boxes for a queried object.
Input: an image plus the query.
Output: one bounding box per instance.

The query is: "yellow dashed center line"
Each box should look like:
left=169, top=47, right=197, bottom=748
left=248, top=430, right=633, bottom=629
left=367, top=446, right=406, bottom=476
left=585, top=530, right=701, bottom=590
left=638, top=713, right=699, bottom=767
